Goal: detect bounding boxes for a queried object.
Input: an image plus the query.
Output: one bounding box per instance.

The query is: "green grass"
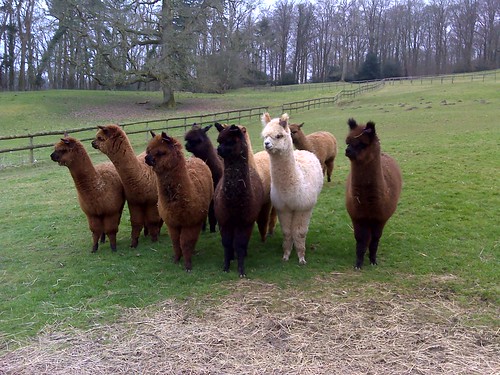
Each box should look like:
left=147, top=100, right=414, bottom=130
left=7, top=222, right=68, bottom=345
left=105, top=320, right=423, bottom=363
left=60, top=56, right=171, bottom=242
left=1, top=74, right=499, bottom=348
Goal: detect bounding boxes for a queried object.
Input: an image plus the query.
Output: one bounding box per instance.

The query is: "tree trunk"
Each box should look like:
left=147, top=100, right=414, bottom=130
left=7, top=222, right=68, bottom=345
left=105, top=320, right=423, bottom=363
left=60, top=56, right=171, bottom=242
left=162, top=84, right=176, bottom=108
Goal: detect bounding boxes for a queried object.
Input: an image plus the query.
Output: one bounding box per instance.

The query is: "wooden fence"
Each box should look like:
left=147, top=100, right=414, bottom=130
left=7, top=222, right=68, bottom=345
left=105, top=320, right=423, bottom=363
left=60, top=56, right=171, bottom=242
left=0, top=106, right=268, bottom=168
left=0, top=70, right=497, bottom=168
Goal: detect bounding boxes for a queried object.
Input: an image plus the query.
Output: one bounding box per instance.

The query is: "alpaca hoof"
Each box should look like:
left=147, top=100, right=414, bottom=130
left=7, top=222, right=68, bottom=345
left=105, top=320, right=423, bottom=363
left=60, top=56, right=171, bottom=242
left=354, top=266, right=362, bottom=270
left=239, top=273, right=246, bottom=278
left=282, top=255, right=290, bottom=262
left=370, top=261, right=378, bottom=266
left=298, top=258, right=307, bottom=265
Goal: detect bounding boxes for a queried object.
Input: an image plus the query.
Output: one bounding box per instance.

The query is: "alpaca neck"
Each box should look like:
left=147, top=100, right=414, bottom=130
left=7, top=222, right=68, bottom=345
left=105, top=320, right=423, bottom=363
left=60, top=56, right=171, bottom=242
left=105, top=137, right=142, bottom=182
left=201, top=147, right=222, bottom=173
left=268, top=147, right=300, bottom=184
left=68, top=152, right=99, bottom=192
left=155, top=158, right=193, bottom=201
left=295, top=136, right=313, bottom=152
left=350, top=155, right=386, bottom=191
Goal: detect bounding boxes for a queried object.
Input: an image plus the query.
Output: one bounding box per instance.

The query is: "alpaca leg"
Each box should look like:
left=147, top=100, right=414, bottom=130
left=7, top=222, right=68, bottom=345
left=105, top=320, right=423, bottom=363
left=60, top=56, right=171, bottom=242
left=180, top=225, right=202, bottom=271
left=91, top=231, right=101, bottom=253
left=220, top=226, right=235, bottom=272
left=100, top=233, right=106, bottom=243
left=88, top=217, right=102, bottom=253
left=145, top=205, right=161, bottom=242
left=208, top=200, right=217, bottom=233
left=267, top=206, right=278, bottom=237
left=368, top=222, right=385, bottom=266
left=104, top=214, right=121, bottom=252
left=256, top=201, right=272, bottom=242
left=353, top=221, right=371, bottom=269
left=128, top=204, right=144, bottom=248
left=325, top=158, right=334, bottom=182
left=277, top=211, right=293, bottom=261
left=291, top=210, right=313, bottom=264
left=234, top=225, right=254, bottom=277
left=167, top=226, right=182, bottom=264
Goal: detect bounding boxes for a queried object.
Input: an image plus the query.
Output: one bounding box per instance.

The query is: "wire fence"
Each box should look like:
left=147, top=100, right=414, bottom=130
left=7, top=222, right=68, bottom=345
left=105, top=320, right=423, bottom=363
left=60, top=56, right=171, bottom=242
left=0, top=70, right=497, bottom=169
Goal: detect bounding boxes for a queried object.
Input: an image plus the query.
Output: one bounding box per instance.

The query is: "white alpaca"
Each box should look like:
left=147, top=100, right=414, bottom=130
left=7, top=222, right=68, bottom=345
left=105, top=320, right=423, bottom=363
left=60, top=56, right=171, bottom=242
left=261, top=113, right=324, bottom=264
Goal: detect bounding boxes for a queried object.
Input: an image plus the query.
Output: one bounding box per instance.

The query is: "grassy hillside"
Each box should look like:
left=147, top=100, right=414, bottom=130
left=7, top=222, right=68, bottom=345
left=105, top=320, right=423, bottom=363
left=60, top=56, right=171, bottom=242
left=0, top=75, right=498, bottom=349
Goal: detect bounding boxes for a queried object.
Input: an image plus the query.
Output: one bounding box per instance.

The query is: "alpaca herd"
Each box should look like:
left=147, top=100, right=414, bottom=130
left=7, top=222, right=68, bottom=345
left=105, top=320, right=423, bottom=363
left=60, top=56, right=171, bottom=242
left=52, top=113, right=402, bottom=275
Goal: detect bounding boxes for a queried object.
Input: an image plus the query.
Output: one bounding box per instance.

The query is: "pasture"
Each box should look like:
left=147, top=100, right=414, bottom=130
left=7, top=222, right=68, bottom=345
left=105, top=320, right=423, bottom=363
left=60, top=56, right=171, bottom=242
left=0, top=76, right=499, bottom=373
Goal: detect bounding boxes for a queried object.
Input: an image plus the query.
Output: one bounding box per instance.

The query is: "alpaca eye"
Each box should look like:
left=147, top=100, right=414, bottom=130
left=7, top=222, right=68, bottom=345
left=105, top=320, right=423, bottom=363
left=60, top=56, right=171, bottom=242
left=276, top=134, right=283, bottom=139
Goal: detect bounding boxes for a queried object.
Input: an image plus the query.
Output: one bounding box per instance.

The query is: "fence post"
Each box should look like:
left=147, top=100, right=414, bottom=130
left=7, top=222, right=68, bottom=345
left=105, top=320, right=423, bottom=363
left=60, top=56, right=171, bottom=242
left=29, top=135, right=34, bottom=164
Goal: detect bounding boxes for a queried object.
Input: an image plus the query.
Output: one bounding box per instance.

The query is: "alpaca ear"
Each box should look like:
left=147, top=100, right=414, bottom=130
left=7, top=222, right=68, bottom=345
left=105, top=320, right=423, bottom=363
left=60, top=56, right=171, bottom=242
left=61, top=137, right=71, bottom=145
left=299, top=123, right=304, bottom=128
left=364, top=121, right=376, bottom=136
left=214, top=122, right=225, bottom=132
left=261, top=113, right=271, bottom=126
left=150, top=131, right=156, bottom=138
left=279, top=118, right=288, bottom=129
left=203, top=124, right=213, bottom=132
left=348, top=118, right=358, bottom=129
left=161, top=131, right=172, bottom=143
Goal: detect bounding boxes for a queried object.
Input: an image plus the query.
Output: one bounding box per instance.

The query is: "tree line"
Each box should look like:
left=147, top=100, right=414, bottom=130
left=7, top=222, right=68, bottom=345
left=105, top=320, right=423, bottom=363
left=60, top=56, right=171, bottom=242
left=1, top=0, right=499, bottom=106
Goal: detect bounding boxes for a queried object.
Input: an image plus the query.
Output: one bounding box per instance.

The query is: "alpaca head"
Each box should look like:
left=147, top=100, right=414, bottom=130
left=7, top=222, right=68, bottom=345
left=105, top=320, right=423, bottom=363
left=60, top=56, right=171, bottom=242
left=91, top=124, right=126, bottom=155
left=288, top=122, right=305, bottom=145
left=215, top=123, right=247, bottom=159
left=145, top=131, right=183, bottom=172
left=261, top=113, right=293, bottom=154
left=345, top=118, right=379, bottom=163
left=51, top=136, right=84, bottom=167
left=184, top=123, right=213, bottom=156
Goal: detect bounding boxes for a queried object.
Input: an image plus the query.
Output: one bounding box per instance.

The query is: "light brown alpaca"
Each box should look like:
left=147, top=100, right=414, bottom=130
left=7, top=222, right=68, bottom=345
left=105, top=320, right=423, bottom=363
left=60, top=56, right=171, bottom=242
left=92, top=125, right=162, bottom=248
left=51, top=136, right=125, bottom=252
left=289, top=122, right=338, bottom=182
left=145, top=131, right=214, bottom=271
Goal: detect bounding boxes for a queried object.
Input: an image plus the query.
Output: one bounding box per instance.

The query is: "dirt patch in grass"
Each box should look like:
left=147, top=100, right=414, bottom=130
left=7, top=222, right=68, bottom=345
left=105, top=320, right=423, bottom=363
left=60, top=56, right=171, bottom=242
left=69, top=98, right=231, bottom=125
left=1, top=278, right=498, bottom=375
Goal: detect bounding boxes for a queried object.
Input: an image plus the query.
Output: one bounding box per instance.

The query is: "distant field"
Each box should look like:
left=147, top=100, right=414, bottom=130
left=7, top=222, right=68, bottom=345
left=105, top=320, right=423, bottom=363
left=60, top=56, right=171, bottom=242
left=0, top=73, right=499, bottom=373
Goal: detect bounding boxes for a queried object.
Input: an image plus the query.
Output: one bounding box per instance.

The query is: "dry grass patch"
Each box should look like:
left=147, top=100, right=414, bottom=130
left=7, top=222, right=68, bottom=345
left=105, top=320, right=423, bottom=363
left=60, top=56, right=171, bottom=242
left=1, top=277, right=498, bottom=375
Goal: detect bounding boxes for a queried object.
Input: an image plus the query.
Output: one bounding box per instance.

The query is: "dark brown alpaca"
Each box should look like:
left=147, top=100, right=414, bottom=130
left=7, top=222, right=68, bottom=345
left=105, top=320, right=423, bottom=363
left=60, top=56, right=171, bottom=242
left=214, top=123, right=266, bottom=277
left=345, top=118, right=402, bottom=269
left=51, top=136, right=125, bottom=252
left=184, top=123, right=224, bottom=233
left=145, top=132, right=214, bottom=271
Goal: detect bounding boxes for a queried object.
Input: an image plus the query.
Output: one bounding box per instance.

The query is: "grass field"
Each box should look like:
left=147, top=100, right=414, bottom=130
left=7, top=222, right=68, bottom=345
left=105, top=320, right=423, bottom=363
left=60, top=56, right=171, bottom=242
left=0, top=74, right=499, bottom=372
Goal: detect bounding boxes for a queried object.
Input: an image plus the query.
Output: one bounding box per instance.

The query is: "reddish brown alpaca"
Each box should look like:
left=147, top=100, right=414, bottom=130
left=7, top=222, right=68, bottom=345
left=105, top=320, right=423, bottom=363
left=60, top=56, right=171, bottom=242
left=92, top=125, right=163, bottom=248
left=51, top=136, right=125, bottom=252
left=345, top=118, right=402, bottom=268
left=145, top=132, right=214, bottom=271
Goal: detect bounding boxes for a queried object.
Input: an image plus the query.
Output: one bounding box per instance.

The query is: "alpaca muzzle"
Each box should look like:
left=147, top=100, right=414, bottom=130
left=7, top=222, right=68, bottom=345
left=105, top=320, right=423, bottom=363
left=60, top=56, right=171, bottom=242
left=91, top=140, right=99, bottom=150
left=144, top=154, right=155, bottom=167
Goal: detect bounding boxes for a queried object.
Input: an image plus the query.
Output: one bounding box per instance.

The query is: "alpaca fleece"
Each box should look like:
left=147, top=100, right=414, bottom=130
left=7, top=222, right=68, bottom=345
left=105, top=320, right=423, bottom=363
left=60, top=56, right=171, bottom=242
left=146, top=131, right=213, bottom=271
left=92, top=124, right=162, bottom=248
left=345, top=118, right=402, bottom=268
left=261, top=113, right=323, bottom=264
left=51, top=136, right=125, bottom=252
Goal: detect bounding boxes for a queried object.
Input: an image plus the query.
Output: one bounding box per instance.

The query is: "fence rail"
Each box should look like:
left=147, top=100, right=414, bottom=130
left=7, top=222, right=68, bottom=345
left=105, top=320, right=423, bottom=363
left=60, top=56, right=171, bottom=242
left=281, top=81, right=384, bottom=113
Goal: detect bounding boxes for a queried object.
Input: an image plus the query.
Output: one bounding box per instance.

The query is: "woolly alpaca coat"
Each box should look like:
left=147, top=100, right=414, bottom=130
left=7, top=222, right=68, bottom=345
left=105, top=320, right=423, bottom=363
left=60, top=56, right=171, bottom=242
left=289, top=122, right=338, bottom=182
left=345, top=118, right=402, bottom=268
left=146, top=131, right=214, bottom=271
left=92, top=124, right=162, bottom=248
left=214, top=123, right=266, bottom=277
left=51, top=136, right=125, bottom=252
left=184, top=124, right=224, bottom=233
left=261, top=113, right=323, bottom=264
